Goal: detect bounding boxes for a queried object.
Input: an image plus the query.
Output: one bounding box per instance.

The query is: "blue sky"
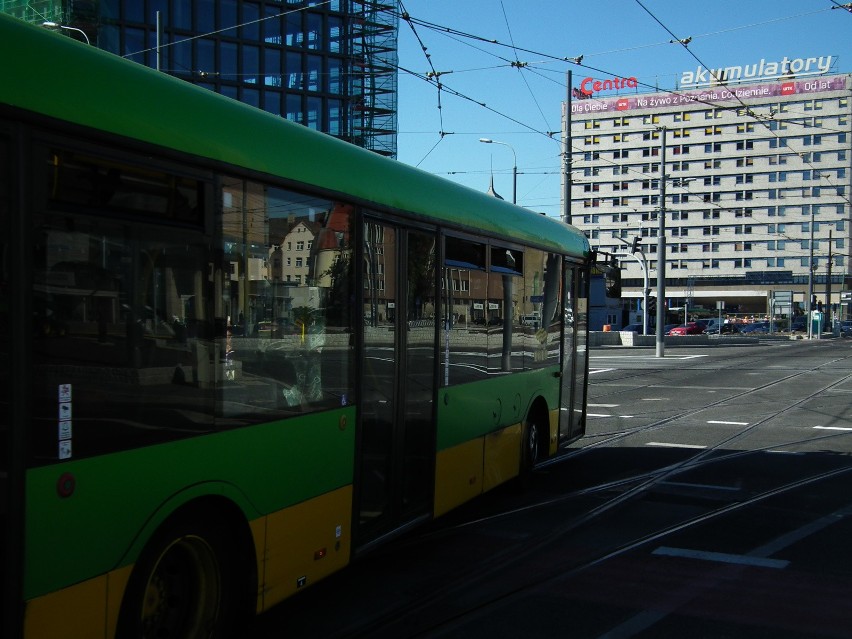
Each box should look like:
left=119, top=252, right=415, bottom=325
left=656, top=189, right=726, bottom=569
left=394, top=1, right=852, bottom=217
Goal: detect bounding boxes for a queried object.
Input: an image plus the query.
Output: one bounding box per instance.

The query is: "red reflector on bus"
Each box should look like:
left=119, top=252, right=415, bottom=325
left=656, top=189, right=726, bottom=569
left=314, top=548, right=327, bottom=560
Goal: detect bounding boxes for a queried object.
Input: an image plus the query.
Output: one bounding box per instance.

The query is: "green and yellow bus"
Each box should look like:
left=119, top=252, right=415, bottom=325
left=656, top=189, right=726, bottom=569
left=0, top=14, right=591, bottom=638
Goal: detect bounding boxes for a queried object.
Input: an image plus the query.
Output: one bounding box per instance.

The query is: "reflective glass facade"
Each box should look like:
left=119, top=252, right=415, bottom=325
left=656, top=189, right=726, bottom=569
left=5, top=0, right=399, bottom=156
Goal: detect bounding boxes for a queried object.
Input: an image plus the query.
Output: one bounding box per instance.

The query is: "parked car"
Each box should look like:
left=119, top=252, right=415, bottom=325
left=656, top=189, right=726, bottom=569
left=740, top=321, right=770, bottom=334
left=695, top=318, right=727, bottom=333
left=668, top=322, right=705, bottom=336
left=621, top=323, right=645, bottom=334
left=840, top=320, right=852, bottom=337
left=663, top=323, right=680, bottom=335
left=790, top=317, right=807, bottom=333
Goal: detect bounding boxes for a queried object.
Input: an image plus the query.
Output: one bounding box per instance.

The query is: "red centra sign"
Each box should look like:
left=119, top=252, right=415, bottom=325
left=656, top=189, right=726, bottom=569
left=580, top=76, right=638, bottom=96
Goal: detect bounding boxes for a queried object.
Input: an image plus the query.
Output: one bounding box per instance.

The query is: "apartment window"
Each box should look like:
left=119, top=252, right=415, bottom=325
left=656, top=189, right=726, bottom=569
left=736, top=157, right=754, bottom=167
left=643, top=115, right=660, bottom=125
left=735, top=140, right=754, bottom=151
left=704, top=159, right=721, bottom=170
left=584, top=120, right=601, bottom=130
left=736, top=122, right=755, bottom=133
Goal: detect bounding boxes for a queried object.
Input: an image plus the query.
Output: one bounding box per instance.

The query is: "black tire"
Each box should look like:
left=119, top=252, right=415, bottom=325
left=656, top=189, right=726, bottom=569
left=116, top=510, right=252, bottom=639
left=523, top=415, right=542, bottom=473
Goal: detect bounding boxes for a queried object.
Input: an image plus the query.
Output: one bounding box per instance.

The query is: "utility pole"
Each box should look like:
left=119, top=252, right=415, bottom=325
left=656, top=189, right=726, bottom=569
left=827, top=229, right=833, bottom=329
left=563, top=70, right=572, bottom=224
left=656, top=127, right=667, bottom=358
left=807, top=205, right=815, bottom=339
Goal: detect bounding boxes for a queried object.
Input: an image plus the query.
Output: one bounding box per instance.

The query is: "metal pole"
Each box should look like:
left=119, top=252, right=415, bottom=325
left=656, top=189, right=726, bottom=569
left=656, top=127, right=667, bottom=357
left=827, top=229, right=833, bottom=329
left=563, top=70, right=573, bottom=224
left=807, top=206, right=814, bottom=339
left=156, top=11, right=161, bottom=72
left=615, top=237, right=649, bottom=335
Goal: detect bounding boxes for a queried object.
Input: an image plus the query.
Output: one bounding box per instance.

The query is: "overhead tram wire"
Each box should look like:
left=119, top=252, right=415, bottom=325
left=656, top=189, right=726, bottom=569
left=396, top=2, right=846, bottom=157
left=499, top=0, right=552, bottom=133
left=398, top=0, right=448, bottom=148
left=121, top=0, right=333, bottom=60
left=394, top=2, right=848, bottom=205
left=393, top=18, right=749, bottom=197
left=410, top=6, right=850, bottom=214
left=632, top=0, right=848, bottom=182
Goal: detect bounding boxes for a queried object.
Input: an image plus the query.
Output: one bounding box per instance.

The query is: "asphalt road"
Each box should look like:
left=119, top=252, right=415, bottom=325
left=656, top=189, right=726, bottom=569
left=251, top=338, right=852, bottom=638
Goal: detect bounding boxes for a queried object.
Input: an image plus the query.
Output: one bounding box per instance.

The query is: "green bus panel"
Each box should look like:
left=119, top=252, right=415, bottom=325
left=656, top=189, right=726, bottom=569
left=436, top=367, right=560, bottom=451
left=23, top=406, right=355, bottom=599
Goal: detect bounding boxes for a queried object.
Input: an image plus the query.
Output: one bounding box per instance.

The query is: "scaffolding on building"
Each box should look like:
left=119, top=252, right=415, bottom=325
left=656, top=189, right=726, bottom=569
left=0, top=0, right=63, bottom=24
left=347, top=1, right=398, bottom=158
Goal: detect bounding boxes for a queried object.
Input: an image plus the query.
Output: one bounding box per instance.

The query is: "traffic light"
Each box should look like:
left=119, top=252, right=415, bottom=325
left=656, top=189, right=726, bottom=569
left=630, top=236, right=641, bottom=254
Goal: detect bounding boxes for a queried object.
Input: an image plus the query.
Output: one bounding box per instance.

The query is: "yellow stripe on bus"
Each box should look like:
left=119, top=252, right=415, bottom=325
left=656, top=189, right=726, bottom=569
left=434, top=438, right=484, bottom=517
left=483, top=423, right=522, bottom=492
left=24, top=564, right=130, bottom=639
left=258, top=485, right=353, bottom=611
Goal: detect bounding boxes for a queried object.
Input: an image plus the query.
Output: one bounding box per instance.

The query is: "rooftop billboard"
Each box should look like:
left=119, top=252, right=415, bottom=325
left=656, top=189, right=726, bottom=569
left=571, top=75, right=847, bottom=116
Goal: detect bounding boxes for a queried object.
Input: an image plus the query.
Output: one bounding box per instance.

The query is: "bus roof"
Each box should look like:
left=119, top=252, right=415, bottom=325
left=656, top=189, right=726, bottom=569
left=0, top=14, right=589, bottom=259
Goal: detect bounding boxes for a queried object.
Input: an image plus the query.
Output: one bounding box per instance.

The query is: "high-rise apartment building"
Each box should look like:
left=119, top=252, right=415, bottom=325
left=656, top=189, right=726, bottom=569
left=567, top=67, right=851, bottom=322
left=2, top=0, right=398, bottom=156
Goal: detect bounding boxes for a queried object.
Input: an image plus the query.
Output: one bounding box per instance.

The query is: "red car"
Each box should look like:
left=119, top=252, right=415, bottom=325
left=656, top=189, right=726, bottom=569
left=668, top=322, right=705, bottom=335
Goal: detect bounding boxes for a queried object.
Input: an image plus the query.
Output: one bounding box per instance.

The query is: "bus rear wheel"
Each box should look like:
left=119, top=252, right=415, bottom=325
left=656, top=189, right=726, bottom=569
left=523, top=415, right=543, bottom=472
left=117, top=514, right=247, bottom=639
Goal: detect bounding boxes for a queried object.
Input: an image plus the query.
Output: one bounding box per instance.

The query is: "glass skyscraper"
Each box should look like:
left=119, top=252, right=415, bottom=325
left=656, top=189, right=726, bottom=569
left=2, top=0, right=399, bottom=156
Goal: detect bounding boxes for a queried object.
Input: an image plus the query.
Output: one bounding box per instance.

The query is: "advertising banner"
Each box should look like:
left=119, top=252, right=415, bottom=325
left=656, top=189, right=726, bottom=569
left=571, top=76, right=847, bottom=116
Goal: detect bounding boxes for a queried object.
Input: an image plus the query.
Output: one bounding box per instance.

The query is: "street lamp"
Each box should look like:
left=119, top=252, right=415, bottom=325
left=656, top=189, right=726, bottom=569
left=616, top=236, right=650, bottom=335
left=479, top=138, right=517, bottom=204
left=807, top=174, right=834, bottom=339
left=42, top=21, right=90, bottom=45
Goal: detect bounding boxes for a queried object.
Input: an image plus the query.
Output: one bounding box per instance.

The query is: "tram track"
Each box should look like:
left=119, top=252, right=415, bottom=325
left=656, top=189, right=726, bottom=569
left=331, top=345, right=852, bottom=638
left=413, top=463, right=852, bottom=638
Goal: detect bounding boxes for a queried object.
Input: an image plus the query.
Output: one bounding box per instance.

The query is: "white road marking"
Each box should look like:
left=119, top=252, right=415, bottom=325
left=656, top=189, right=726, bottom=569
left=646, top=442, right=707, bottom=449
left=652, top=546, right=789, bottom=569
left=813, top=425, right=852, bottom=431
left=707, top=420, right=749, bottom=426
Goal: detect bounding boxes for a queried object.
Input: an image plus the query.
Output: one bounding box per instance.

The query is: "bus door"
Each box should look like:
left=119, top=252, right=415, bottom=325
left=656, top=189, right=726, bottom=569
left=559, top=263, right=590, bottom=444
left=357, top=220, right=437, bottom=547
